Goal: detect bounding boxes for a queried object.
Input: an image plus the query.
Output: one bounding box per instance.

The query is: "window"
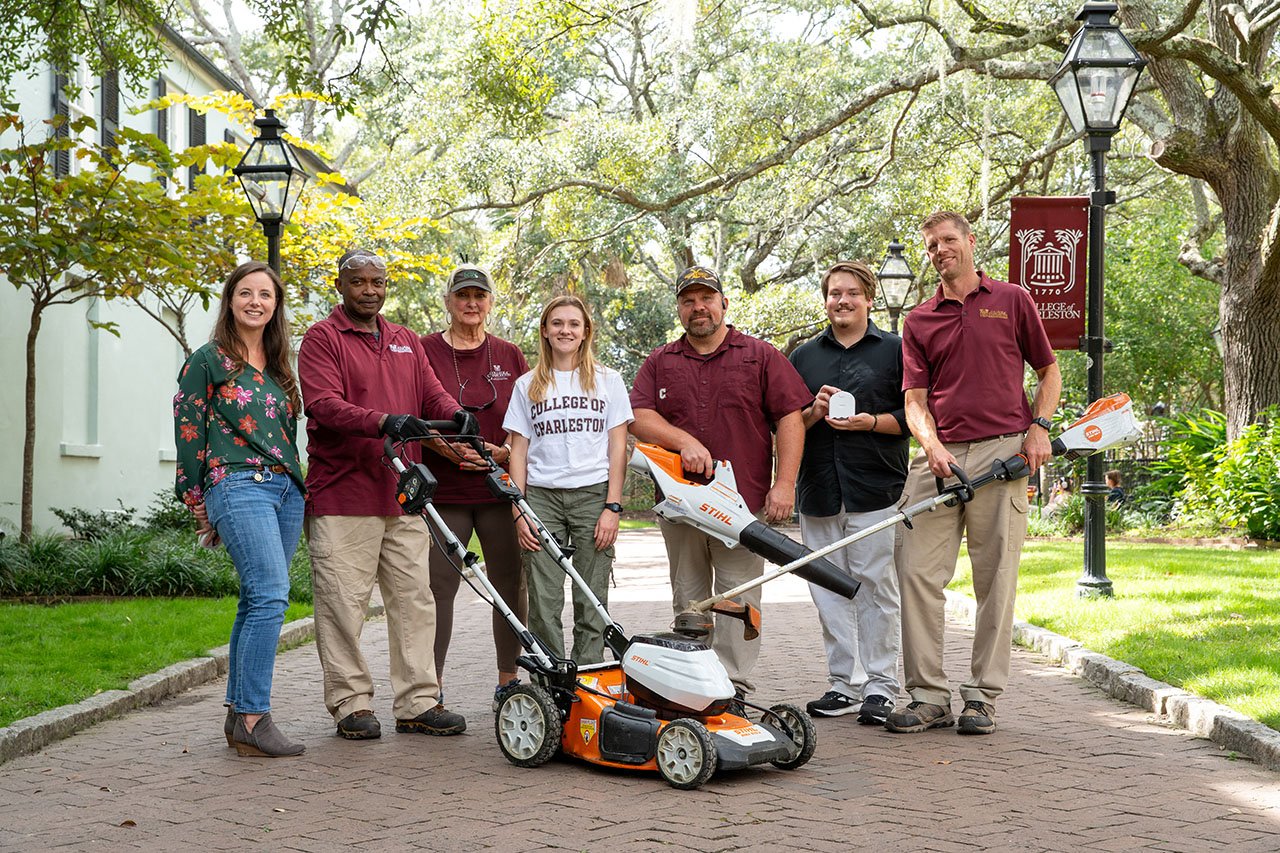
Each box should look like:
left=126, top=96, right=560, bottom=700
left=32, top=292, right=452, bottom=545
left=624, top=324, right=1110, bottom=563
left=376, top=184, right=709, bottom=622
left=51, top=72, right=71, bottom=176
left=188, top=107, right=206, bottom=189
left=100, top=66, right=119, bottom=154
left=155, top=77, right=169, bottom=188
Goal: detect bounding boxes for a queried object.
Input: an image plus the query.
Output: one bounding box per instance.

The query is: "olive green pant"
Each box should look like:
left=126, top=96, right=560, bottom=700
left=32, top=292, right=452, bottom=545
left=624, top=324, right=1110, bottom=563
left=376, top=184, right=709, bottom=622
left=523, top=482, right=613, bottom=665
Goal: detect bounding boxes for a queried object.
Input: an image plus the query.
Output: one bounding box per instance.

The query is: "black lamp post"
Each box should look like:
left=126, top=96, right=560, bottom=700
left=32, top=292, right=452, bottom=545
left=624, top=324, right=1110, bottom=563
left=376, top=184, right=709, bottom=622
left=1049, top=1, right=1146, bottom=598
left=876, top=240, right=916, bottom=334
left=232, top=109, right=308, bottom=273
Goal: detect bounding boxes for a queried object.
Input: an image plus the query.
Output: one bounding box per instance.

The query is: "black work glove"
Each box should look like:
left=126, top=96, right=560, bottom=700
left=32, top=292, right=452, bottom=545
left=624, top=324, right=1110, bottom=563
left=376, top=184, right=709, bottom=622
left=453, top=409, right=480, bottom=437
left=381, top=414, right=431, bottom=441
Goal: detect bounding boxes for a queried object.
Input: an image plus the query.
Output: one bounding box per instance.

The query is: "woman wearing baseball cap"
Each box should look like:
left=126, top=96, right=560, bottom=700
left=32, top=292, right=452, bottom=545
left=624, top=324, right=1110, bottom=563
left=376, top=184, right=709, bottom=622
left=421, top=264, right=530, bottom=708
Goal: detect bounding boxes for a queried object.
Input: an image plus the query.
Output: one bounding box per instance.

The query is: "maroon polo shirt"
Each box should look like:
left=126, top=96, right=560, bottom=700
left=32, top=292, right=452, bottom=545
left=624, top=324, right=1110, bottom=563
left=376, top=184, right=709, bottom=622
left=299, top=306, right=459, bottom=516
left=630, top=326, right=812, bottom=513
left=901, top=272, right=1056, bottom=443
left=421, top=331, right=529, bottom=504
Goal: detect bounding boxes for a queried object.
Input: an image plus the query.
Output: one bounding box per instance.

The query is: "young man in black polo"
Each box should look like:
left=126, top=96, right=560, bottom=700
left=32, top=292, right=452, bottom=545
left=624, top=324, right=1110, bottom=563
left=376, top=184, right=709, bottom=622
left=789, top=260, right=909, bottom=723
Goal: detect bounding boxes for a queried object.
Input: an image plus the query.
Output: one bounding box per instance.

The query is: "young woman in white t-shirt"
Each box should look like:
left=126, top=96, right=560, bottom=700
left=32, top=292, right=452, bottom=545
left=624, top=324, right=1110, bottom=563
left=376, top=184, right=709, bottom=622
left=502, top=295, right=633, bottom=664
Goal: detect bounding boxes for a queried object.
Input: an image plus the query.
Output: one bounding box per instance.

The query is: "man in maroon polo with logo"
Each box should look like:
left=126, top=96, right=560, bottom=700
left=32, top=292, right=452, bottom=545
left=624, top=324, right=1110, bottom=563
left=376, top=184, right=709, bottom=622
left=630, top=265, right=811, bottom=705
left=885, top=212, right=1061, bottom=736
left=299, top=248, right=472, bottom=740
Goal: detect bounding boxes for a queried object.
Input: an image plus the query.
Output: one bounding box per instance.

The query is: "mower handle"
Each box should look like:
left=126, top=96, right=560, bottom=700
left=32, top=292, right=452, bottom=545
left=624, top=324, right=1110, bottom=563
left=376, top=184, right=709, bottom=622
left=381, top=420, right=490, bottom=473
left=935, top=463, right=975, bottom=505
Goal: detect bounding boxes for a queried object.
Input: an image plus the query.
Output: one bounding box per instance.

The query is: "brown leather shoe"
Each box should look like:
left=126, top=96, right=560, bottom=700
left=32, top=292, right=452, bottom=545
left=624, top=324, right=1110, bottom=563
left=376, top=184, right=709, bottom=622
left=958, top=700, right=997, bottom=735
left=336, top=709, right=382, bottom=740
left=224, top=706, right=235, bottom=746
left=395, top=703, right=466, bottom=735
left=883, top=701, right=955, bottom=733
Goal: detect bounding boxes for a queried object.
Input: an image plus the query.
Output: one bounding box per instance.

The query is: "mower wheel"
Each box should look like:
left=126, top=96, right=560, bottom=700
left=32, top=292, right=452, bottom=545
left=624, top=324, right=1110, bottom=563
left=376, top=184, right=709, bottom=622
left=768, top=703, right=817, bottom=770
left=655, top=718, right=717, bottom=790
left=495, top=684, right=563, bottom=768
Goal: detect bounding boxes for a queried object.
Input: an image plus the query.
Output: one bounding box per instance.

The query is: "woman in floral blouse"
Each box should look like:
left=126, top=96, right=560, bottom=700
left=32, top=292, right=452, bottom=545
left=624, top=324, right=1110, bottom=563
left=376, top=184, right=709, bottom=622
left=173, top=261, right=307, bottom=757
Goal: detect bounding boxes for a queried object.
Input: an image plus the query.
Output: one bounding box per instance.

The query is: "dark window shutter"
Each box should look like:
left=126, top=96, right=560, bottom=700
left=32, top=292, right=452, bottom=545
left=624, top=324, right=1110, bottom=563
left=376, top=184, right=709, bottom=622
left=101, top=67, right=119, bottom=152
left=52, top=71, right=71, bottom=177
left=155, top=78, right=169, bottom=188
left=188, top=107, right=206, bottom=189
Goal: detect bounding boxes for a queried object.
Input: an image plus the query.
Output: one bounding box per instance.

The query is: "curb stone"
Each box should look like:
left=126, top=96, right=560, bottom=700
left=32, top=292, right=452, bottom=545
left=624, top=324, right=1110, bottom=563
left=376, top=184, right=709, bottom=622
left=0, top=605, right=383, bottom=766
left=944, top=590, right=1280, bottom=772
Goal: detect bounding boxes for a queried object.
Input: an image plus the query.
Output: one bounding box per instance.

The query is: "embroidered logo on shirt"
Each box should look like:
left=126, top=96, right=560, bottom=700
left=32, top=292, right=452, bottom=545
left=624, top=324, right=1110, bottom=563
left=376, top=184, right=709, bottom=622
left=659, top=388, right=667, bottom=399
left=979, top=308, right=1009, bottom=320
left=489, top=364, right=512, bottom=382
left=388, top=343, right=413, bottom=353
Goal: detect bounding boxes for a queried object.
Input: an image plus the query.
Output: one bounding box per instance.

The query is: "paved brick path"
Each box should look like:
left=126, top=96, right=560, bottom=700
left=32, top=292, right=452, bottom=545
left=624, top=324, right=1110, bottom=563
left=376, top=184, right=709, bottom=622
left=2, top=529, right=1278, bottom=851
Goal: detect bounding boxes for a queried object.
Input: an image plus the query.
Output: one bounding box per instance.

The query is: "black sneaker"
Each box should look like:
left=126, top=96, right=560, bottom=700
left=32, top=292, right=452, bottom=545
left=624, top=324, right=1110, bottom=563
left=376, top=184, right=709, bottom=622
left=806, top=691, right=859, bottom=718
left=336, top=709, right=381, bottom=740
left=856, top=694, right=893, bottom=725
left=726, top=691, right=750, bottom=720
left=957, top=700, right=996, bottom=735
left=396, top=703, right=467, bottom=736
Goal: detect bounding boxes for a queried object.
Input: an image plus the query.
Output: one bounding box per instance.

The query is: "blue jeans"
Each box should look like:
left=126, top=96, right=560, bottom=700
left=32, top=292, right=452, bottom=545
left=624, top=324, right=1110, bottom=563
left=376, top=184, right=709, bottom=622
left=205, top=469, right=304, bottom=715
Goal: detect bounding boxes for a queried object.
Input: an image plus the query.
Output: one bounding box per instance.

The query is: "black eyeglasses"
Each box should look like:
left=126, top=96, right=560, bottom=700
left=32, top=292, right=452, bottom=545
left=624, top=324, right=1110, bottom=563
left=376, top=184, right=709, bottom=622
left=457, top=375, right=498, bottom=412
left=452, top=336, right=498, bottom=412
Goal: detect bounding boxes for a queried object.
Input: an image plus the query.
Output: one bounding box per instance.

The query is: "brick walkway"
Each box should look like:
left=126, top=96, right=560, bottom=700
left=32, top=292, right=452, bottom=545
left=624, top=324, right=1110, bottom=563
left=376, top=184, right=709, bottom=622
left=2, top=529, right=1278, bottom=851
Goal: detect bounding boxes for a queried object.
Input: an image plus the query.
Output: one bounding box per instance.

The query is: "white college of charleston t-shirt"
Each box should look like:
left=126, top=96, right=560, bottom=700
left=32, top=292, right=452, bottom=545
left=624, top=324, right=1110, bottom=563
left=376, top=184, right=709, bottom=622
left=503, top=367, right=634, bottom=490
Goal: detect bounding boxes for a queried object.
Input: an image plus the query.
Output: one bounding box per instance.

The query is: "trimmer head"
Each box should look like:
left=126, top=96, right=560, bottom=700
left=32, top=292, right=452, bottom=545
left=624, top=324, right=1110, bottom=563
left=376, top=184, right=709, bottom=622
left=672, top=610, right=712, bottom=638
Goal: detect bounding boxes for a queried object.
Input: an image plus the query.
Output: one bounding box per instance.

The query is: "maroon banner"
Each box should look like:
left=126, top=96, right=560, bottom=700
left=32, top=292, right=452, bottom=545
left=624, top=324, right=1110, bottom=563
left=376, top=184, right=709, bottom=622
left=1010, top=196, right=1088, bottom=350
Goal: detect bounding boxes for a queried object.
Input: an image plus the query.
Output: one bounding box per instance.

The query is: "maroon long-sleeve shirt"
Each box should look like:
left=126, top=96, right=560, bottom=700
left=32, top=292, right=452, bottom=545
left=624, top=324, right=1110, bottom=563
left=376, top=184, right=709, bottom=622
left=299, top=305, right=459, bottom=516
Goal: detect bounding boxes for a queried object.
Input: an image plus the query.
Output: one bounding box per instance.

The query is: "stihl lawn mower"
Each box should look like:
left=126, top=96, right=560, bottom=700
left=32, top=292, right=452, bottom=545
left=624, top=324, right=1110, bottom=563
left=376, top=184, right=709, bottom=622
left=382, top=428, right=855, bottom=789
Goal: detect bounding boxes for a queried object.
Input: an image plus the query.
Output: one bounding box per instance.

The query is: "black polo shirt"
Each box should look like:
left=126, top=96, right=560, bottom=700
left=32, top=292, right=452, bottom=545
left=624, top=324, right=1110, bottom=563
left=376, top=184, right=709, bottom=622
left=788, top=321, right=909, bottom=515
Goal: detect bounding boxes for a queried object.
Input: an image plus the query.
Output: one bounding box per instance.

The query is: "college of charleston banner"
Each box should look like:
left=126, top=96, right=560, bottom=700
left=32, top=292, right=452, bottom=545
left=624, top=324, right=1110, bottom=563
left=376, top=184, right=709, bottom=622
left=1009, top=196, right=1088, bottom=350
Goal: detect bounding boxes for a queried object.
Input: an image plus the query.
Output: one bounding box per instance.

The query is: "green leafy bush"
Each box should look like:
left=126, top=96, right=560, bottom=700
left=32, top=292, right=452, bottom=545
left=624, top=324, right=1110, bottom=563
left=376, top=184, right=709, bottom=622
left=140, top=489, right=195, bottom=533
left=50, top=500, right=136, bottom=540
left=1, top=526, right=309, bottom=602
left=1155, top=407, right=1280, bottom=540
left=1211, top=409, right=1280, bottom=540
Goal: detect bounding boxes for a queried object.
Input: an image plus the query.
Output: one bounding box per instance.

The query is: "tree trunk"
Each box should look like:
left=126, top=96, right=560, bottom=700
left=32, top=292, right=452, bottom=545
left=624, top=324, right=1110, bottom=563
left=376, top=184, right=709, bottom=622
left=1221, top=268, right=1280, bottom=438
left=21, top=303, right=42, bottom=542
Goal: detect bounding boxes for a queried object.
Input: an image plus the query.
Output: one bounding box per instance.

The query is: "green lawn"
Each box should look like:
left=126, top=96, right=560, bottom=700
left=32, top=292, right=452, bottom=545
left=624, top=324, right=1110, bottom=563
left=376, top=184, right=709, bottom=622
left=0, top=598, right=312, bottom=728
left=953, top=541, right=1280, bottom=730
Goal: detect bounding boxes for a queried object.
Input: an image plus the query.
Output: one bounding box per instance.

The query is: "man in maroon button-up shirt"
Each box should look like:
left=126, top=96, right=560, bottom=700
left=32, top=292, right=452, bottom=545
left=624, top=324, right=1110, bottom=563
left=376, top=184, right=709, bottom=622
left=886, top=212, right=1061, bottom=737
left=299, top=249, right=467, bottom=741
left=630, top=265, right=811, bottom=699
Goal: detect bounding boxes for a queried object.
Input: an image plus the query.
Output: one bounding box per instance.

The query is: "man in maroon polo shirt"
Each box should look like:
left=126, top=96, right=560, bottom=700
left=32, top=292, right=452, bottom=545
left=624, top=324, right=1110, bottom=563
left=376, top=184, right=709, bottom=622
left=885, top=212, right=1061, bottom=736
left=299, top=248, right=471, bottom=741
left=630, top=265, right=811, bottom=702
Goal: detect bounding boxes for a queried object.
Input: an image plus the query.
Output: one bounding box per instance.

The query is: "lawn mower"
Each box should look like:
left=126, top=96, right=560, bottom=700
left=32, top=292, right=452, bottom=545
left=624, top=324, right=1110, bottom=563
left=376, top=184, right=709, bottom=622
left=383, top=394, right=1141, bottom=789
left=382, top=427, right=855, bottom=789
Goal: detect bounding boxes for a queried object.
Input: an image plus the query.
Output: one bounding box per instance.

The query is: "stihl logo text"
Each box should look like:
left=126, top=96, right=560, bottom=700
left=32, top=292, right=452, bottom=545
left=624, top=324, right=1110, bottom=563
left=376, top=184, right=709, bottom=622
left=699, top=503, right=733, bottom=524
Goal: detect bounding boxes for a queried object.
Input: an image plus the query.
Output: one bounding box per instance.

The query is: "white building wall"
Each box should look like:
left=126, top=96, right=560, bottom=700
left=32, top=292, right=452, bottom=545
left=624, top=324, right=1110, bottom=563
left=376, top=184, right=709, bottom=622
left=0, top=38, right=254, bottom=534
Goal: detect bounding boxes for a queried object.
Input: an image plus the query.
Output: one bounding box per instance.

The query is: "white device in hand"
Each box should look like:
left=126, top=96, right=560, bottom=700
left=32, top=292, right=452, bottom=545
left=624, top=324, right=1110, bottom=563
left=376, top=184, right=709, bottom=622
left=828, top=391, right=856, bottom=419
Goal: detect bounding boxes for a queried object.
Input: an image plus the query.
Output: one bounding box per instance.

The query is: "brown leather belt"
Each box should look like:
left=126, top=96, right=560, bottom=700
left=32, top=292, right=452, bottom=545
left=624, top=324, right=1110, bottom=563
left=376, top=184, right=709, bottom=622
left=259, top=463, right=288, bottom=474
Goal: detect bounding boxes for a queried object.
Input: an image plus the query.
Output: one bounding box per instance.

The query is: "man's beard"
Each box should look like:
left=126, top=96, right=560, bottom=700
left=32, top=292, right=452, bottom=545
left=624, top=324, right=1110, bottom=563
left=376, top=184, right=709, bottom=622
left=685, top=314, right=721, bottom=338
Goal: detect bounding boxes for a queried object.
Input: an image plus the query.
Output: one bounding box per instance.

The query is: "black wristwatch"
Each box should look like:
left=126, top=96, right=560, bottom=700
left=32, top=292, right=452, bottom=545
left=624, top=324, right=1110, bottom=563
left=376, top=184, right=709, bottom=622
left=1030, top=416, right=1052, bottom=431
left=603, top=502, right=624, bottom=514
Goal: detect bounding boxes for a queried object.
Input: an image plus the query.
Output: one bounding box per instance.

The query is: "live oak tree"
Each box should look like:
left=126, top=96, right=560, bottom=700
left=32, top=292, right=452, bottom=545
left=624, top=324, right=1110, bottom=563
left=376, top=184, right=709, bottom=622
left=380, top=0, right=1269, bottom=437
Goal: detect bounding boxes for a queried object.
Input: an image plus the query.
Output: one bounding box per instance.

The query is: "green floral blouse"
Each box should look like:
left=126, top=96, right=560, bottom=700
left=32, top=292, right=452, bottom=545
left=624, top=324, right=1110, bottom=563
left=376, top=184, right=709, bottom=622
left=173, top=342, right=304, bottom=507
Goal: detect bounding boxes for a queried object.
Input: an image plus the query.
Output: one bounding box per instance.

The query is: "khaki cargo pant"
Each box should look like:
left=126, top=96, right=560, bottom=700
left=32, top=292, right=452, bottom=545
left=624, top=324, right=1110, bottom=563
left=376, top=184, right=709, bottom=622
left=894, top=434, right=1029, bottom=708
left=307, top=514, right=441, bottom=722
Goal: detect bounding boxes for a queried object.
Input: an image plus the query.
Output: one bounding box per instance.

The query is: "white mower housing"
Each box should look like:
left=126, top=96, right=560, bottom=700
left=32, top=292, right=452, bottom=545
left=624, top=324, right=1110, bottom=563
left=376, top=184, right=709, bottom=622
left=622, top=636, right=735, bottom=715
